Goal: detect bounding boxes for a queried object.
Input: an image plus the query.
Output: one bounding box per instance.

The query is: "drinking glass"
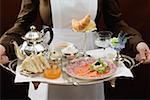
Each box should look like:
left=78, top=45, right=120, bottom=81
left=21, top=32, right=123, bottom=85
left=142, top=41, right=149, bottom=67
left=95, top=31, right=113, bottom=49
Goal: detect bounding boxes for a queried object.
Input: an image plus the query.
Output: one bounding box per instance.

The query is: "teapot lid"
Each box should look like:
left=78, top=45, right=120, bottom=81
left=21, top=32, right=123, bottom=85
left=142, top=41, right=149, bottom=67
left=24, top=25, right=41, bottom=40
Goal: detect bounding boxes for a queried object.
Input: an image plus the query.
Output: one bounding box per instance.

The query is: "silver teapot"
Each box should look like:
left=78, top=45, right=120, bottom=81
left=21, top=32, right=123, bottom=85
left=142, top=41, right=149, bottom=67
left=12, top=25, right=53, bottom=60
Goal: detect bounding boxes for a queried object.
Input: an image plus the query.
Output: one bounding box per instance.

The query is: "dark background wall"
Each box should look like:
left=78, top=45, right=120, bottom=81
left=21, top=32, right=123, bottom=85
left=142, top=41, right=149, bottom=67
left=119, top=0, right=150, bottom=45
left=0, top=0, right=150, bottom=99
left=0, top=0, right=21, bottom=36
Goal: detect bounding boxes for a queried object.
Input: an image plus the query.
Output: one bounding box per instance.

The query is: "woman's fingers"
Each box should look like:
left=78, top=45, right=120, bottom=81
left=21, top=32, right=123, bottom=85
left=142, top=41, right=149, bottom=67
left=135, top=50, right=150, bottom=64
left=0, top=45, right=6, bottom=59
left=0, top=45, right=9, bottom=64
left=144, top=51, right=150, bottom=64
left=0, top=55, right=9, bottom=64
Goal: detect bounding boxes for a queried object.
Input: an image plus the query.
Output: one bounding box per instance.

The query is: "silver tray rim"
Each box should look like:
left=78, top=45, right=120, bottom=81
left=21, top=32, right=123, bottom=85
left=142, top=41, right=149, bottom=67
left=8, top=54, right=135, bottom=86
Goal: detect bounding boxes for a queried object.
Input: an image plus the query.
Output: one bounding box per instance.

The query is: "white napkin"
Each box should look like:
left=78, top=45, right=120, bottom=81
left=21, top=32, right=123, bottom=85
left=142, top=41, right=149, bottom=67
left=113, top=61, right=133, bottom=78
left=86, top=47, right=117, bottom=59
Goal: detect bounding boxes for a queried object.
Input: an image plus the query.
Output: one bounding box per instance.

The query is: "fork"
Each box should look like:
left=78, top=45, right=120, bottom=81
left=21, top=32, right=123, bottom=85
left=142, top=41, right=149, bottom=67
left=61, top=67, right=79, bottom=86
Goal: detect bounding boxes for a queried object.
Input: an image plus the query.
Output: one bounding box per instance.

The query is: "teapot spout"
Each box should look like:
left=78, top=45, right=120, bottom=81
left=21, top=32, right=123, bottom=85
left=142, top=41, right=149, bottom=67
left=11, top=41, right=25, bottom=60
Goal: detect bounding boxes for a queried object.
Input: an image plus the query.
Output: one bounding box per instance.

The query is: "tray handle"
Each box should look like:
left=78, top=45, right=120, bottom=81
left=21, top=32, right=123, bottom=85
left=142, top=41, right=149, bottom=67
left=109, top=55, right=143, bottom=88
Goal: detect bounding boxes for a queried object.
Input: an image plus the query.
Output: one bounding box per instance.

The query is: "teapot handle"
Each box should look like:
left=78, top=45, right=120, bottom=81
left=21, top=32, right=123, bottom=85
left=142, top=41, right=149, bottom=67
left=42, top=26, right=54, bottom=45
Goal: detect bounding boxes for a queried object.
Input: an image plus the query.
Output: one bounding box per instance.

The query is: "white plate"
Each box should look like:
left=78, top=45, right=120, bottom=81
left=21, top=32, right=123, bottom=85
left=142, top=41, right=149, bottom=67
left=66, top=58, right=117, bottom=80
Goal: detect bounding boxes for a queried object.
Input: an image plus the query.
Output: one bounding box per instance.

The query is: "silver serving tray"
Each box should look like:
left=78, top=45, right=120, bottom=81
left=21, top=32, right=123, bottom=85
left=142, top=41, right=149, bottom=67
left=7, top=54, right=135, bottom=86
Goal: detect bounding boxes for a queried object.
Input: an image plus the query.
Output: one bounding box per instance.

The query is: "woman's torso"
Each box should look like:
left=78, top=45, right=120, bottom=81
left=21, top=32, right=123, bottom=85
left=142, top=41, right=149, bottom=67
left=39, top=0, right=101, bottom=27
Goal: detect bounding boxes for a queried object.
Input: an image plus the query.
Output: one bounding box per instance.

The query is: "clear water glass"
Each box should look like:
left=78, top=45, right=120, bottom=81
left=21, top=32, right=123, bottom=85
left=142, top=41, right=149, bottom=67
left=95, top=31, right=113, bottom=49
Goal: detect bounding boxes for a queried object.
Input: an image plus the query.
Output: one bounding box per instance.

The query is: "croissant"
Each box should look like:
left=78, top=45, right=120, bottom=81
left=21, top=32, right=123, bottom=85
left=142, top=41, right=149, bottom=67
left=72, top=14, right=96, bottom=32
left=80, top=14, right=91, bottom=28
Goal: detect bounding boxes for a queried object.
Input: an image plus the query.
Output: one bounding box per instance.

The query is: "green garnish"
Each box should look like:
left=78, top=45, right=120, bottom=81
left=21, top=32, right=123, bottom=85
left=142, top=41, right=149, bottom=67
left=110, top=37, right=119, bottom=47
left=90, top=58, right=108, bottom=73
left=97, top=67, right=106, bottom=74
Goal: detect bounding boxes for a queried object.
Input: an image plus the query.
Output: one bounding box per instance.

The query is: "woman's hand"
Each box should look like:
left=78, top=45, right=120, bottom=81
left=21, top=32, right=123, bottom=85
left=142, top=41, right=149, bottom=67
left=136, top=42, right=150, bottom=64
left=0, top=45, right=9, bottom=64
